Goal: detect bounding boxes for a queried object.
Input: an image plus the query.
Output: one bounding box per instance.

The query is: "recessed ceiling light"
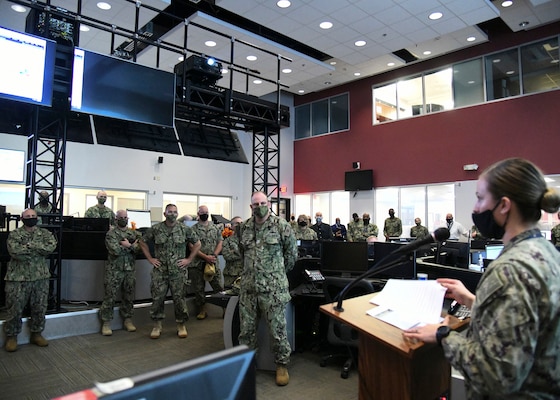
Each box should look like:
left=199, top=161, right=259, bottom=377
left=467, top=36, right=476, bottom=42
left=282, top=68, right=292, bottom=74
left=11, top=4, right=27, bottom=12
left=298, top=89, right=305, bottom=94
left=387, top=62, right=395, bottom=67
left=354, top=72, right=361, bottom=76
left=277, top=0, right=291, bottom=8
left=246, top=55, right=257, bottom=61
left=493, top=58, right=501, bottom=63
left=468, top=80, right=475, bottom=84
left=80, top=25, right=90, bottom=32
left=178, top=56, right=184, bottom=62
left=501, top=1, right=513, bottom=7
left=354, top=40, right=366, bottom=47
left=253, top=80, right=262, bottom=85
left=429, top=12, right=443, bottom=20
left=320, top=22, right=333, bottom=29
left=423, top=50, right=432, bottom=55
left=97, top=2, right=111, bottom=10
left=205, top=40, right=216, bottom=47
left=330, top=61, right=336, bottom=66
left=519, top=21, right=529, bottom=28
left=221, top=68, right=229, bottom=74
left=506, top=70, right=515, bottom=75
left=552, top=59, right=559, bottom=64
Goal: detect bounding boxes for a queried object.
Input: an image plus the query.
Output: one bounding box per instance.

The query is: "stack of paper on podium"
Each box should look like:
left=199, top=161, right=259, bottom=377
left=366, top=279, right=447, bottom=330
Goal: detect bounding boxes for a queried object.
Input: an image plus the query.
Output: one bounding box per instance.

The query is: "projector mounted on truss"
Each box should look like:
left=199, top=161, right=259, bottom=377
left=175, top=54, right=223, bottom=87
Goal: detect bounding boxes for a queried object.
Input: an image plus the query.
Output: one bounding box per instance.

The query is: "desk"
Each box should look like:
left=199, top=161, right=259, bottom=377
left=320, top=294, right=467, bottom=400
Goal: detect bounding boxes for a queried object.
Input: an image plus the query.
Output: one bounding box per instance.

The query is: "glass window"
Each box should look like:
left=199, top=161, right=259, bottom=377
left=424, top=68, right=453, bottom=113
left=64, top=187, right=147, bottom=218
left=400, top=186, right=426, bottom=237
left=426, top=184, right=454, bottom=231
left=294, top=194, right=311, bottom=220
left=331, top=191, right=350, bottom=225
left=373, top=83, right=397, bottom=124
left=162, top=193, right=198, bottom=220
left=329, top=94, right=349, bottom=132
left=397, top=75, right=423, bottom=118
left=521, top=37, right=560, bottom=94
left=453, top=59, right=484, bottom=107
left=311, top=99, right=329, bottom=136
left=198, top=196, right=231, bottom=220
left=485, top=49, right=520, bottom=100
left=312, top=192, right=330, bottom=224
left=375, top=188, right=399, bottom=230
left=295, top=104, right=311, bottom=139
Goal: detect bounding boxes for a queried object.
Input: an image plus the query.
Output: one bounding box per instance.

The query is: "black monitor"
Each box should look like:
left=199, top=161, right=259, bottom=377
left=89, top=346, right=255, bottom=400
left=369, top=241, right=415, bottom=279
left=320, top=241, right=369, bottom=277
left=62, top=217, right=110, bottom=232
left=436, top=240, right=470, bottom=268
left=297, top=239, right=321, bottom=258
left=344, top=169, right=373, bottom=191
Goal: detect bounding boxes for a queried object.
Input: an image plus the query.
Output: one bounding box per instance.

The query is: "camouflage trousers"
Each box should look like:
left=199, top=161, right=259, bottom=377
left=150, top=268, right=189, bottom=323
left=99, top=267, right=136, bottom=322
left=3, top=279, right=49, bottom=336
left=238, top=291, right=291, bottom=366
left=189, top=262, right=223, bottom=309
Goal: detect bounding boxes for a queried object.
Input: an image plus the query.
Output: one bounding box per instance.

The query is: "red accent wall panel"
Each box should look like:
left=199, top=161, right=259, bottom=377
left=293, top=90, right=560, bottom=193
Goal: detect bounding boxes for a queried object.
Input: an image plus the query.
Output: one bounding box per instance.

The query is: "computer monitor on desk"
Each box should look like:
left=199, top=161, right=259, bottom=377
left=297, top=239, right=321, bottom=258
left=320, top=241, right=369, bottom=277
left=436, top=240, right=470, bottom=268
left=369, top=241, right=415, bottom=279
left=416, top=257, right=482, bottom=293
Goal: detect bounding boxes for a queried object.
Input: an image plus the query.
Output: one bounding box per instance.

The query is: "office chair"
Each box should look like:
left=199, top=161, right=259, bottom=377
left=320, top=276, right=375, bottom=379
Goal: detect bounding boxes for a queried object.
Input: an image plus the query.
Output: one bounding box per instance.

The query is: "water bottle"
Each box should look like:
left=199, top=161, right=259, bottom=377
left=478, top=254, right=484, bottom=271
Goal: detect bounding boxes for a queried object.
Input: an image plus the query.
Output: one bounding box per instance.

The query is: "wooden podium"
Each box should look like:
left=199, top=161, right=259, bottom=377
left=320, top=294, right=466, bottom=400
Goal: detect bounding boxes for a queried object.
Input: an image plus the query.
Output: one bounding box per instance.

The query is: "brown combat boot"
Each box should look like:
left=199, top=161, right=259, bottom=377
left=176, top=323, right=188, bottom=338
left=101, top=322, right=113, bottom=336
left=275, top=365, right=289, bottom=386
left=4, top=336, right=17, bottom=352
left=123, top=318, right=136, bottom=332
left=30, top=333, right=49, bottom=347
left=150, top=321, right=162, bottom=339
left=196, top=304, right=207, bottom=320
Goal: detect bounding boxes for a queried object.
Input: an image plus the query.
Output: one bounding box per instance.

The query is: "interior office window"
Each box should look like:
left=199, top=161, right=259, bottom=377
left=162, top=193, right=198, bottom=219
left=397, top=75, right=423, bottom=118
left=400, top=186, right=426, bottom=237
left=485, top=48, right=520, bottom=100
left=331, top=191, right=350, bottom=225
left=373, top=83, right=397, bottom=124
left=294, top=194, right=311, bottom=221
left=295, top=104, right=311, bottom=139
left=424, top=68, right=453, bottom=113
left=198, top=195, right=231, bottom=220
left=521, top=37, right=560, bottom=94
left=311, top=99, right=329, bottom=136
left=375, top=187, right=399, bottom=230
left=329, top=94, right=349, bottom=132
left=0, top=149, right=25, bottom=182
left=64, top=188, right=147, bottom=218
left=312, top=192, right=331, bottom=224
left=426, top=184, right=454, bottom=232
left=453, top=58, right=485, bottom=108
left=0, top=183, right=25, bottom=215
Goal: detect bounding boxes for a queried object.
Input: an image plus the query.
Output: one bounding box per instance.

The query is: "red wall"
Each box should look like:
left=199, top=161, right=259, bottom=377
left=294, top=89, right=560, bottom=192
left=293, top=22, right=560, bottom=193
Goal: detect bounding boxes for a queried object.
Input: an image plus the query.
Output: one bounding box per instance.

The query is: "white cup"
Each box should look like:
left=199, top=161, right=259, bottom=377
left=416, top=273, right=428, bottom=281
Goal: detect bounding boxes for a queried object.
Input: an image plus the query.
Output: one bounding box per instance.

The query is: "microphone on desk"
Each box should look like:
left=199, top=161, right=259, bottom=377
left=333, top=228, right=450, bottom=312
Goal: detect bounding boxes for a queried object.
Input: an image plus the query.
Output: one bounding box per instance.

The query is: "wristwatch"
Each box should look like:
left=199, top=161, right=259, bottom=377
left=436, top=326, right=451, bottom=346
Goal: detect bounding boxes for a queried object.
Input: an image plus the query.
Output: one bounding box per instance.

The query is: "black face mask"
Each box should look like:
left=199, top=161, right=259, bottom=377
left=23, top=218, right=38, bottom=227
left=472, top=201, right=504, bottom=239
left=353, top=218, right=359, bottom=222
left=298, top=221, right=307, bottom=227
left=39, top=199, right=48, bottom=205
left=199, top=214, right=209, bottom=221
left=363, top=218, right=370, bottom=225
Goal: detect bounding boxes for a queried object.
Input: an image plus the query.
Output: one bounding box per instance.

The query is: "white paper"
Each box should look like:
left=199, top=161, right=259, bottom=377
left=366, top=279, right=447, bottom=330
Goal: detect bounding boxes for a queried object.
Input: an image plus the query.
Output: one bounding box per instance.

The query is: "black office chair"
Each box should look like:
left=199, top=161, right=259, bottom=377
left=319, top=276, right=375, bottom=379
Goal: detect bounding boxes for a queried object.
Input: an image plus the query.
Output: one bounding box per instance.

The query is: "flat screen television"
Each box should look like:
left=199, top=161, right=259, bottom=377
left=320, top=241, right=369, bottom=277
left=344, top=169, right=373, bottom=191
left=71, top=48, right=175, bottom=127
left=0, top=26, right=56, bottom=107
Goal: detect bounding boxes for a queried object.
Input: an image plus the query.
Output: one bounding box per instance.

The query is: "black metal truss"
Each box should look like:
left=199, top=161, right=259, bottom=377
left=252, top=125, right=280, bottom=207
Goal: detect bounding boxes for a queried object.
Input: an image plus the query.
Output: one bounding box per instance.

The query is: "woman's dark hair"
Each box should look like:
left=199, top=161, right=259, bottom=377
left=481, top=158, right=560, bottom=223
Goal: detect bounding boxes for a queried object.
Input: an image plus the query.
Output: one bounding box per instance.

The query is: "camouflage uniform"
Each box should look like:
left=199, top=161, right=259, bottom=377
left=34, top=202, right=53, bottom=225
left=222, top=233, right=243, bottom=289
left=4, top=225, right=57, bottom=336
left=350, top=222, right=378, bottom=241
left=410, top=224, right=430, bottom=240
left=551, top=223, right=560, bottom=246
left=294, top=226, right=318, bottom=240
left=190, top=222, right=224, bottom=308
left=141, top=222, right=199, bottom=323
left=85, top=205, right=116, bottom=226
left=383, top=216, right=402, bottom=239
left=99, top=227, right=143, bottom=322
left=347, top=219, right=364, bottom=242
left=238, top=215, right=297, bottom=366
left=443, top=229, right=560, bottom=399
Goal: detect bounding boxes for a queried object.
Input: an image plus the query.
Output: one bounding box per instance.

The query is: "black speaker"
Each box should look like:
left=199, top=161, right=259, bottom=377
left=352, top=161, right=361, bottom=170
left=158, top=156, right=164, bottom=164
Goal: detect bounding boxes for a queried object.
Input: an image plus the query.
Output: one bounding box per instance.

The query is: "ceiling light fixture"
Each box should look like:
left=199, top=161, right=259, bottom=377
left=205, top=40, right=216, bottom=47
left=330, top=61, right=336, bottom=66
left=80, top=25, right=90, bottom=32
left=320, top=22, right=333, bottom=29
left=354, top=72, right=361, bottom=76
left=501, top=1, right=513, bottom=7
left=387, top=62, right=395, bottom=67
left=519, top=21, right=529, bottom=28
left=467, top=36, right=476, bottom=42
left=253, top=79, right=262, bottom=84
left=277, top=0, right=291, bottom=8
left=429, top=12, right=443, bottom=20
left=97, top=2, right=111, bottom=10
left=11, top=4, right=27, bottom=12
left=423, top=51, right=432, bottom=55
left=221, top=68, right=229, bottom=74
left=354, top=40, right=366, bottom=47
left=282, top=68, right=292, bottom=74
left=246, top=55, right=257, bottom=61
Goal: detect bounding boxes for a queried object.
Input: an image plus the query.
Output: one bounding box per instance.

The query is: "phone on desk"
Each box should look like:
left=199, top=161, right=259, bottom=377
left=304, top=269, right=325, bottom=282
left=448, top=300, right=471, bottom=320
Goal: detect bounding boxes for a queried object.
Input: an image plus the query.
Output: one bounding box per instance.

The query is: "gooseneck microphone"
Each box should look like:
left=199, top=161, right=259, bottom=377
left=333, top=228, right=450, bottom=312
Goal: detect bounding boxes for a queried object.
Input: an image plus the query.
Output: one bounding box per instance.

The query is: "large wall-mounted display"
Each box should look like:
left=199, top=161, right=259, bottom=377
left=71, top=48, right=175, bottom=127
left=0, top=26, right=56, bottom=107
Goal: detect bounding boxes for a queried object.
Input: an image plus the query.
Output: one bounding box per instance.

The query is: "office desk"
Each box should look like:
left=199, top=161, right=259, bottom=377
left=320, top=294, right=467, bottom=400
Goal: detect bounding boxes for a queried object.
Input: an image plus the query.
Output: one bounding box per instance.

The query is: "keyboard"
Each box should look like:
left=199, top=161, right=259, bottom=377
left=448, top=300, right=471, bottom=320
